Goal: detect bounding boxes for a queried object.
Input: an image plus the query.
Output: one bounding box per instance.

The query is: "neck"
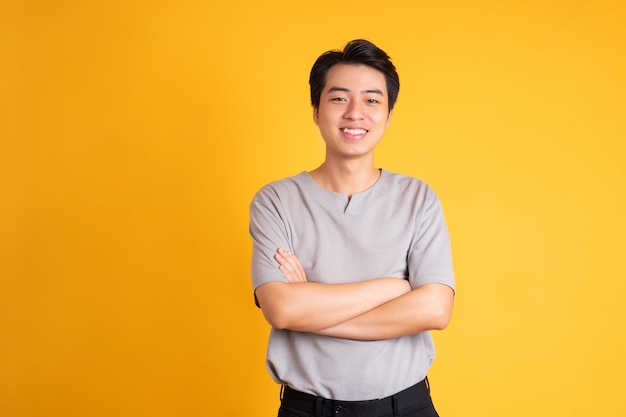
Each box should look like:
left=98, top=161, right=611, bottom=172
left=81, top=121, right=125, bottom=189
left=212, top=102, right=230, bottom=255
left=309, top=160, right=381, bottom=197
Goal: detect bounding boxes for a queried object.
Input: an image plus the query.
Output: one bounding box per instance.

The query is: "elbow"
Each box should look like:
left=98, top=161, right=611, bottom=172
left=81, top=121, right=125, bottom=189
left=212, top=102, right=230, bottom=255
left=255, top=283, right=296, bottom=330
left=423, top=284, right=454, bottom=330
left=261, top=301, right=313, bottom=331
left=429, top=298, right=454, bottom=330
left=431, top=308, right=452, bottom=330
left=262, top=308, right=291, bottom=330
left=257, top=298, right=291, bottom=329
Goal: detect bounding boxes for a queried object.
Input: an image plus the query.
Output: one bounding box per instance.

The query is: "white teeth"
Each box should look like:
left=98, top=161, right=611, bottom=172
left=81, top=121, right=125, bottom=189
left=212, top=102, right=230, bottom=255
left=343, top=128, right=367, bottom=135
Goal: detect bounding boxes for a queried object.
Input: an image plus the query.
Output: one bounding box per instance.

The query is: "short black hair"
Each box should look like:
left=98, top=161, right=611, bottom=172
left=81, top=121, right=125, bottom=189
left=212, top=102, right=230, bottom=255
left=309, top=39, right=400, bottom=113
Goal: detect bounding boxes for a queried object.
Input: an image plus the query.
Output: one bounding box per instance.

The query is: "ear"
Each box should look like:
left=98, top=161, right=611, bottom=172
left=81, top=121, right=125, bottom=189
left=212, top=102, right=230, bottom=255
left=313, top=108, right=319, bottom=125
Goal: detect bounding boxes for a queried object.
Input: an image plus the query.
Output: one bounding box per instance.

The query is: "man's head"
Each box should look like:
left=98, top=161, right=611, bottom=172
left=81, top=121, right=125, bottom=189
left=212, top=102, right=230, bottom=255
left=309, top=39, right=400, bottom=114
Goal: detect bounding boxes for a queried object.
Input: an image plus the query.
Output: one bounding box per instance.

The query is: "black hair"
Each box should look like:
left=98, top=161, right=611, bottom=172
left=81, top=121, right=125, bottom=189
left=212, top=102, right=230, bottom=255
left=309, top=39, right=400, bottom=113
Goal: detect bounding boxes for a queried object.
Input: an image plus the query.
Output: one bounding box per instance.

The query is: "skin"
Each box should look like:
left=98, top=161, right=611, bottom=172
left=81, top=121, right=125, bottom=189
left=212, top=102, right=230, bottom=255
left=274, top=249, right=453, bottom=340
left=310, top=63, right=391, bottom=196
left=255, top=63, right=454, bottom=340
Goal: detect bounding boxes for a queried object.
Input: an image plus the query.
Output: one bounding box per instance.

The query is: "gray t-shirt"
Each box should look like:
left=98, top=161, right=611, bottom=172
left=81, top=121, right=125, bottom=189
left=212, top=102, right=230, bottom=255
left=249, top=169, right=455, bottom=401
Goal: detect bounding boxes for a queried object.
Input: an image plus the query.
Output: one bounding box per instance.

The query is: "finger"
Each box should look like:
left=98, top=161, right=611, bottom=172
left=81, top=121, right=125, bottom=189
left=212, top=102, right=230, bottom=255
left=275, top=249, right=307, bottom=282
left=275, top=252, right=300, bottom=282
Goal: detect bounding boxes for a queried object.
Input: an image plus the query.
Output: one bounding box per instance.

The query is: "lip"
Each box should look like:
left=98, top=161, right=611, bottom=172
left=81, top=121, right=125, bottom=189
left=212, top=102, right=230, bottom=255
left=340, top=127, right=369, bottom=139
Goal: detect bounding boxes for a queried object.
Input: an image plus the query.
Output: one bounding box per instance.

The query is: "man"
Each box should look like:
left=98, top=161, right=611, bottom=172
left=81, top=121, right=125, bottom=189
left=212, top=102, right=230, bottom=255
left=249, top=39, right=455, bottom=417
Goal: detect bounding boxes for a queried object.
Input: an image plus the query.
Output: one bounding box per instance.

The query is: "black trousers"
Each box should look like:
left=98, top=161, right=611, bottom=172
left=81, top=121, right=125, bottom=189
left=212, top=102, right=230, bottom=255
left=277, top=378, right=440, bottom=417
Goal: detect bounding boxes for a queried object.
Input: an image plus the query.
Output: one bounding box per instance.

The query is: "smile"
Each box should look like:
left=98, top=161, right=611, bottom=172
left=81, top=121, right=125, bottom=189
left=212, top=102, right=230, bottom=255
left=342, top=128, right=368, bottom=135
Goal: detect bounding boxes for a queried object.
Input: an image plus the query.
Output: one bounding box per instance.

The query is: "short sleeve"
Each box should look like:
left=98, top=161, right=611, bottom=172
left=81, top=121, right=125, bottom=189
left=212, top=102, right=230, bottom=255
left=249, top=186, right=291, bottom=296
left=407, top=189, right=455, bottom=292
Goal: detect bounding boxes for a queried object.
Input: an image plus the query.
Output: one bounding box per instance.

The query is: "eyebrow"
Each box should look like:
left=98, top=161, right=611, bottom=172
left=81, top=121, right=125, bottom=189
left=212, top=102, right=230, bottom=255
left=328, top=86, right=385, bottom=95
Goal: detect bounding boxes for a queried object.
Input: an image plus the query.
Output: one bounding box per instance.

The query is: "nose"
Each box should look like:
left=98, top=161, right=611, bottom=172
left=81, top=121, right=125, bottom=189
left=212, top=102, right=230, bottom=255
left=344, top=100, right=365, bottom=120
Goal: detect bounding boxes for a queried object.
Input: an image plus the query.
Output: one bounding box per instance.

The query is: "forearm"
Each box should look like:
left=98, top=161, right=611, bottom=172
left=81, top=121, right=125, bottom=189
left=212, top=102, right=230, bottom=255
left=314, top=283, right=455, bottom=340
left=255, top=277, right=411, bottom=332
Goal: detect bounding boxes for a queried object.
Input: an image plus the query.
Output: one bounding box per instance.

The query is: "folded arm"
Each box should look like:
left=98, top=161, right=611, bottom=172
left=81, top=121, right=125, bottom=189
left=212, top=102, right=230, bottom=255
left=260, top=248, right=454, bottom=340
left=254, top=249, right=411, bottom=332
left=314, top=283, right=454, bottom=340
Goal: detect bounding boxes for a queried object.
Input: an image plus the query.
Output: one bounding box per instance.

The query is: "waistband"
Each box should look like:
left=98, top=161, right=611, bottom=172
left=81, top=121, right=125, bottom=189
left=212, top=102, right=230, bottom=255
left=280, top=378, right=432, bottom=417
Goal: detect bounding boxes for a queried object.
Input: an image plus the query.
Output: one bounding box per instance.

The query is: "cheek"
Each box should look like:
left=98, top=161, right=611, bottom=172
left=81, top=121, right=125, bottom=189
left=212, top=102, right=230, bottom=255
left=371, top=112, right=389, bottom=126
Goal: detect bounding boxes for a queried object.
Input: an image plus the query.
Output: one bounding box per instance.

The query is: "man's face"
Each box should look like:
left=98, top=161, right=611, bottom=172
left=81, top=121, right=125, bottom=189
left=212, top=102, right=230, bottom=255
left=314, top=63, right=391, bottom=162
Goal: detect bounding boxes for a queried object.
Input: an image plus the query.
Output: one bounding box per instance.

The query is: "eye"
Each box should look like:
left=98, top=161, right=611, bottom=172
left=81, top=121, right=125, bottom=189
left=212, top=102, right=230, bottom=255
left=331, top=97, right=347, bottom=102
left=366, top=98, right=380, bottom=104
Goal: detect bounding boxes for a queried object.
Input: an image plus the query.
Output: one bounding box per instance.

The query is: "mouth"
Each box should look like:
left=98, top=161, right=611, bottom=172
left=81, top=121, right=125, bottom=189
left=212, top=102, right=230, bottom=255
left=341, top=128, right=368, bottom=136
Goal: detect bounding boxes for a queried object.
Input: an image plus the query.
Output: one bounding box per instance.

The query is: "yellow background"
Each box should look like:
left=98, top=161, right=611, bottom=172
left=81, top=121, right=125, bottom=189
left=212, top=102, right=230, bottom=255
left=2, top=1, right=625, bottom=416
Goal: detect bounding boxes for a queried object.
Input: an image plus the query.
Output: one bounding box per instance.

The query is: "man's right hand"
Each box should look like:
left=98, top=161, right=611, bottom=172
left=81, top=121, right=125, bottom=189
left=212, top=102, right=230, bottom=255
left=274, top=248, right=308, bottom=283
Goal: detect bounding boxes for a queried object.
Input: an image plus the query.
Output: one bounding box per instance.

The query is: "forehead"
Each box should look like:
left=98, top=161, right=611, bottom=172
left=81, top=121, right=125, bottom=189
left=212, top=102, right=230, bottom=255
left=324, top=64, right=387, bottom=95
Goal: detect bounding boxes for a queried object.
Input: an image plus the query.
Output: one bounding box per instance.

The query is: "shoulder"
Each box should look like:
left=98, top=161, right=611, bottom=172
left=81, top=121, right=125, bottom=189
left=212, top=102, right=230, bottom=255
left=379, top=169, right=439, bottom=201
left=252, top=172, right=310, bottom=203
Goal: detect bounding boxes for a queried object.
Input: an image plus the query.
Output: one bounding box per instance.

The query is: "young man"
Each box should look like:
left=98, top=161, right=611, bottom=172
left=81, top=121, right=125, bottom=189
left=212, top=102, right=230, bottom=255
left=249, top=39, right=455, bottom=417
